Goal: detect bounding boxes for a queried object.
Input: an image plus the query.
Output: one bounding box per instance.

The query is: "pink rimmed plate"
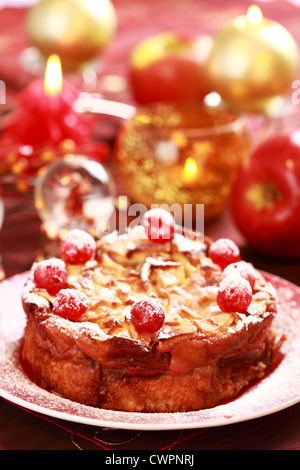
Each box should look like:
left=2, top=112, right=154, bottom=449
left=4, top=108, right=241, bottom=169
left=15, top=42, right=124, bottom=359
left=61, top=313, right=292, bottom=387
left=0, top=271, right=299, bottom=431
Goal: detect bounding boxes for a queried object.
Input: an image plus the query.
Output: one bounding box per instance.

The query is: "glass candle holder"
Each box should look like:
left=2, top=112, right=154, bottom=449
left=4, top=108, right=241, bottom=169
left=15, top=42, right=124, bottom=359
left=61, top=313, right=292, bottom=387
left=35, top=154, right=116, bottom=240
left=114, top=102, right=251, bottom=221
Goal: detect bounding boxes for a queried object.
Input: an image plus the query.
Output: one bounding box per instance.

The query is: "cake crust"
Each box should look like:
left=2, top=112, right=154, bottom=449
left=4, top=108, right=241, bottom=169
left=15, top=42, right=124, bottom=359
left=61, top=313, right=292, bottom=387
left=21, top=225, right=281, bottom=412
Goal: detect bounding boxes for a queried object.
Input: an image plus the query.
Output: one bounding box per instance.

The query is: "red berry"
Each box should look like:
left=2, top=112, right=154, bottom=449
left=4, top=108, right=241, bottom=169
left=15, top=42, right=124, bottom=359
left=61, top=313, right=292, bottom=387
left=217, top=274, right=252, bottom=313
left=130, top=298, right=165, bottom=333
left=53, top=288, right=89, bottom=320
left=223, top=261, right=256, bottom=291
left=60, top=229, right=96, bottom=265
left=142, top=209, right=175, bottom=243
left=33, top=258, right=67, bottom=295
left=208, top=238, right=241, bottom=270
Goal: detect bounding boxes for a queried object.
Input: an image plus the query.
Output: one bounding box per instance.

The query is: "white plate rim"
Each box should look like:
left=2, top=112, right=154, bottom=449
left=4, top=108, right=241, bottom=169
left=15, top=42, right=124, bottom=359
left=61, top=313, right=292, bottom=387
left=1, top=385, right=300, bottom=431
left=0, top=271, right=299, bottom=431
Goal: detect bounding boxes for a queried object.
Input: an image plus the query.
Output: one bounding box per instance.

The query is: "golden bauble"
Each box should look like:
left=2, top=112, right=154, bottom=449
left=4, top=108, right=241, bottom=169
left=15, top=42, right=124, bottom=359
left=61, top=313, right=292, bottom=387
left=205, top=13, right=299, bottom=113
left=26, top=0, right=117, bottom=70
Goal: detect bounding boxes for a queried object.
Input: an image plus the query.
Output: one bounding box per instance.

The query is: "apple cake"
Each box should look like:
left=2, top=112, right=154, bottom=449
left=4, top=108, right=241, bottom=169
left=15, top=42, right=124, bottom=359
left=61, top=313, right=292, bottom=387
left=21, top=209, right=283, bottom=412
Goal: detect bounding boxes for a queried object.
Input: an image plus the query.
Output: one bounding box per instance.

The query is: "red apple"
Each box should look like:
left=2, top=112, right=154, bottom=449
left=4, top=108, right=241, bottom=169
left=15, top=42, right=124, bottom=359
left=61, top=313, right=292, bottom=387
left=129, top=32, right=213, bottom=104
left=231, top=131, right=300, bottom=259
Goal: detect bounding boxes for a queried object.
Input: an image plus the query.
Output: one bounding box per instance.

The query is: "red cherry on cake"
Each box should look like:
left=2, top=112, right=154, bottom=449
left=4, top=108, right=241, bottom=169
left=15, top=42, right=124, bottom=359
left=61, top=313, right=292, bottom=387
left=53, top=288, right=89, bottom=320
left=130, top=298, right=165, bottom=333
left=217, top=274, right=252, bottom=313
left=223, top=261, right=256, bottom=292
left=142, top=208, right=175, bottom=243
left=208, top=238, right=241, bottom=270
left=60, top=229, right=96, bottom=265
left=33, top=258, right=67, bottom=295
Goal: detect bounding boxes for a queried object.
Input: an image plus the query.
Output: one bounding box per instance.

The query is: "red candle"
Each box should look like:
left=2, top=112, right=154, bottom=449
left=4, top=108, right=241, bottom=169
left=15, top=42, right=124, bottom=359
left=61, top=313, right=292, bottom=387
left=3, top=55, right=93, bottom=147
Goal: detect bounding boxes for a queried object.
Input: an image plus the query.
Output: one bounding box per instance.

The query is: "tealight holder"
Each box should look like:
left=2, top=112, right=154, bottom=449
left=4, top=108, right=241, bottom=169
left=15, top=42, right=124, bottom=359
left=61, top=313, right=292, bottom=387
left=34, top=154, right=116, bottom=255
left=114, top=102, right=251, bottom=221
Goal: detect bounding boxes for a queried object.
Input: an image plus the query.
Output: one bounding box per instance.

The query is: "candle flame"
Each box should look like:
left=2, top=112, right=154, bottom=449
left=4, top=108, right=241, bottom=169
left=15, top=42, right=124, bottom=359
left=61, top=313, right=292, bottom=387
left=44, top=55, right=63, bottom=96
left=83, top=0, right=111, bottom=17
left=184, top=157, right=198, bottom=182
left=247, top=5, right=263, bottom=25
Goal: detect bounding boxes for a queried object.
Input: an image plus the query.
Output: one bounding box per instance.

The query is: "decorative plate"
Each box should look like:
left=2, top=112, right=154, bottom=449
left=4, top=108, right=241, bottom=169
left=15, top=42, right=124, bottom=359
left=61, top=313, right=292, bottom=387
left=0, top=271, right=299, bottom=430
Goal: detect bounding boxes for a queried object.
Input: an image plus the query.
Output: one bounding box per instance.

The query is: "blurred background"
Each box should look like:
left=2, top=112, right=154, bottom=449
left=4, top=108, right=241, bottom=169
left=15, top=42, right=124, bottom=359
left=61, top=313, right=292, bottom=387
left=0, top=0, right=300, bottom=285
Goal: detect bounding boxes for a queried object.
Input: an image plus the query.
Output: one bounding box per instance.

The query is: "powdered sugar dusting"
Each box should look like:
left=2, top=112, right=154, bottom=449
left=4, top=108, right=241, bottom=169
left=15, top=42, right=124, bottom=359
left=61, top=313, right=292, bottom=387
left=0, top=271, right=299, bottom=430
left=0, top=273, right=27, bottom=343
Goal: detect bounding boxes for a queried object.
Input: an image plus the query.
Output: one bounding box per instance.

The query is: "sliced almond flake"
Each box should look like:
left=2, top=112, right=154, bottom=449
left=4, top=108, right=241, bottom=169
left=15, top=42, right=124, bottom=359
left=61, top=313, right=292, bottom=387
left=140, top=257, right=182, bottom=282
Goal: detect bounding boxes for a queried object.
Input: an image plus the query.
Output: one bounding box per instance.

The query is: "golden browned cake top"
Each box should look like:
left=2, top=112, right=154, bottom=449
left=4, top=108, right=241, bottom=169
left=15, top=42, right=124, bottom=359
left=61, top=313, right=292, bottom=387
left=23, top=220, right=277, bottom=358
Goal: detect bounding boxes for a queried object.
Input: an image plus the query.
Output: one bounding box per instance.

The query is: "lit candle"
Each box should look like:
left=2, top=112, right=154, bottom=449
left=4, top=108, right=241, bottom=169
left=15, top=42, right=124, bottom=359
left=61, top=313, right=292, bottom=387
left=44, top=54, right=63, bottom=96
left=3, top=55, right=93, bottom=147
left=205, top=5, right=299, bottom=112
left=183, top=157, right=198, bottom=184
left=246, top=4, right=262, bottom=25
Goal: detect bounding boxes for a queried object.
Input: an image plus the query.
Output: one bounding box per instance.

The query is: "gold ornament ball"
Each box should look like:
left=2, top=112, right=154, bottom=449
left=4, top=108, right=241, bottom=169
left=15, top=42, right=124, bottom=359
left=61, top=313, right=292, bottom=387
left=205, top=8, right=299, bottom=113
left=26, top=0, right=117, bottom=70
